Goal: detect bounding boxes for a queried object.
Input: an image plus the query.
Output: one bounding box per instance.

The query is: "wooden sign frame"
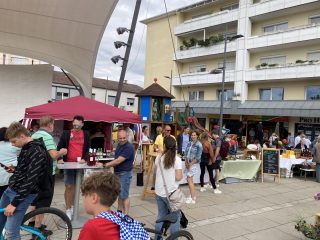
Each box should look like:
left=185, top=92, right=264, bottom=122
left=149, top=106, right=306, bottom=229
left=261, top=148, right=280, bottom=183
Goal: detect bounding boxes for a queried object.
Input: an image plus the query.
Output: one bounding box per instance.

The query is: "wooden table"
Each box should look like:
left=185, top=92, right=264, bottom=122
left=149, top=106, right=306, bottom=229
left=141, top=152, right=158, bottom=200
left=141, top=143, right=151, bottom=171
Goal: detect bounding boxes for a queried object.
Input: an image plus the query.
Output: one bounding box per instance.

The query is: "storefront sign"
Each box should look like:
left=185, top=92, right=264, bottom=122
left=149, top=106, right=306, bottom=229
left=299, top=117, right=320, bottom=124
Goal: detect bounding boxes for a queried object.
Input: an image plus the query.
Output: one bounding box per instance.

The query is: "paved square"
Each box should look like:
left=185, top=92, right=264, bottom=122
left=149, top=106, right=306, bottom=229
left=51, top=172, right=320, bottom=239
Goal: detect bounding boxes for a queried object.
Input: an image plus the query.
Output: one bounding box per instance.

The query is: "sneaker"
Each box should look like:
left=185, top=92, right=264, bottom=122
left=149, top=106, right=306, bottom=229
left=215, top=182, right=220, bottom=188
left=213, top=189, right=222, bottom=194
left=185, top=198, right=196, bottom=204
left=200, top=187, right=206, bottom=192
left=205, top=183, right=212, bottom=189
left=66, top=209, right=72, bottom=220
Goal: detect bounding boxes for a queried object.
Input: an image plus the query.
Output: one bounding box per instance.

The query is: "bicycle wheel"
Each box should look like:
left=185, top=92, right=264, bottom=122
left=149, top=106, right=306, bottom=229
left=166, top=230, right=194, bottom=240
left=19, top=207, right=72, bottom=240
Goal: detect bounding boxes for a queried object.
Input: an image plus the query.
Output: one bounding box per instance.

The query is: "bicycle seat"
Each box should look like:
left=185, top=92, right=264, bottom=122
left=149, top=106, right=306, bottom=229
left=156, top=212, right=178, bottom=224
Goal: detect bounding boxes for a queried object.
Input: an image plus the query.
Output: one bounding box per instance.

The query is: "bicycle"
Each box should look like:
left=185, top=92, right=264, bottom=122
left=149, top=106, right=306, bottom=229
left=1, top=207, right=72, bottom=240
left=143, top=212, right=193, bottom=240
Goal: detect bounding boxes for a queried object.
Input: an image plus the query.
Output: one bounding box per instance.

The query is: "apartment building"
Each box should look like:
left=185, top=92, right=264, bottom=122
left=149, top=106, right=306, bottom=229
left=142, top=0, right=320, bottom=141
left=53, top=72, right=142, bottom=113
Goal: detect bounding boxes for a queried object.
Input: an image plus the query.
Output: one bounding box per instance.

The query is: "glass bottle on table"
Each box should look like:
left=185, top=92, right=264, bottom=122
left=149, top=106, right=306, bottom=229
left=87, top=148, right=96, bottom=166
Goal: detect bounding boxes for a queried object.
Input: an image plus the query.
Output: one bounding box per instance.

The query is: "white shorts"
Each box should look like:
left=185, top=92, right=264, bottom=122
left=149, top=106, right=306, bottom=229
left=185, top=164, right=198, bottom=177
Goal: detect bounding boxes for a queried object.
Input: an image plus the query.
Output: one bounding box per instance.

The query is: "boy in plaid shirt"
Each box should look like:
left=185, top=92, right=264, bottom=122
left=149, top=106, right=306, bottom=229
left=78, top=172, right=149, bottom=240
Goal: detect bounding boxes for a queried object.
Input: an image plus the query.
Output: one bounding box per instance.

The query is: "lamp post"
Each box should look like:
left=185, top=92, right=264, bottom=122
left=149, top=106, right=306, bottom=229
left=210, top=33, right=243, bottom=136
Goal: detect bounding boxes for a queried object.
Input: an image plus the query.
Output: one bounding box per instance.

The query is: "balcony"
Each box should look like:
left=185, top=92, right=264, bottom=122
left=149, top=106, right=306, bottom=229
left=174, top=41, right=236, bottom=61
left=245, top=62, right=320, bottom=82
left=172, top=71, right=235, bottom=86
left=247, top=24, right=320, bottom=49
left=175, top=10, right=239, bottom=36
left=249, top=0, right=319, bottom=18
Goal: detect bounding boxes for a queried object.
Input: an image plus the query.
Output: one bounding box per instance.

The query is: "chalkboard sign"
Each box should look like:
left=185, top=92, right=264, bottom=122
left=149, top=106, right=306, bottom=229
left=261, top=148, right=280, bottom=183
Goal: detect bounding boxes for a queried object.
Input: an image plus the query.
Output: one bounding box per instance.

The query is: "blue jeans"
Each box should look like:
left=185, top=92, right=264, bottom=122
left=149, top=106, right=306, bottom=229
left=115, top=170, right=133, bottom=199
left=155, top=195, right=180, bottom=240
left=316, top=164, right=320, bottom=183
left=0, top=187, right=37, bottom=240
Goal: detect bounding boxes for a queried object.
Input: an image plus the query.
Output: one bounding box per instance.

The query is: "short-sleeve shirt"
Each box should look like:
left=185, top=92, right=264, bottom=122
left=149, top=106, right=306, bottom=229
left=32, top=129, right=57, bottom=174
left=154, top=134, right=164, bottom=152
left=78, top=217, right=120, bottom=240
left=212, top=137, right=222, bottom=160
left=114, top=142, right=134, bottom=172
left=67, top=130, right=84, bottom=162
left=155, top=155, right=182, bottom=198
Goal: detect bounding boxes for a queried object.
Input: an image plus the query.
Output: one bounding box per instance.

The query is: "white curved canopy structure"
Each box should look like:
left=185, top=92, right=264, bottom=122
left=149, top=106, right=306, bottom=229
left=0, top=0, right=118, bottom=96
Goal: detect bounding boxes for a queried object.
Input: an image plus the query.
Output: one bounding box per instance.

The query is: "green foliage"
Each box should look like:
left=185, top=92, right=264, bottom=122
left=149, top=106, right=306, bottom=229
left=268, top=63, right=279, bottom=67
left=260, top=62, right=268, bottom=67
left=189, top=38, right=197, bottom=47
left=179, top=45, right=184, bottom=51
left=296, top=60, right=306, bottom=64
left=295, top=218, right=320, bottom=240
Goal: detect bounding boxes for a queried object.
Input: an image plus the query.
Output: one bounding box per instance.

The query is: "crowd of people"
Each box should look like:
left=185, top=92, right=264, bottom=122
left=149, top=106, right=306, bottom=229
left=2, top=115, right=320, bottom=239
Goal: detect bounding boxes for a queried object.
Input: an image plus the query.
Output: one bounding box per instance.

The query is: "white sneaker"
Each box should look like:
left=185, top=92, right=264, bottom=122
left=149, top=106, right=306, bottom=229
left=205, top=183, right=212, bottom=189
left=185, top=198, right=196, bottom=204
left=200, top=187, right=206, bottom=192
left=216, top=183, right=220, bottom=188
left=66, top=209, right=72, bottom=220
left=213, top=189, right=222, bottom=194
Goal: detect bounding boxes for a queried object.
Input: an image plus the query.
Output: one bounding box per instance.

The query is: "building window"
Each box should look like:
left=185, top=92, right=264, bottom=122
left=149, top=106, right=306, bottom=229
left=306, top=86, right=320, bottom=100
left=189, top=64, right=206, bottom=73
left=56, top=87, right=70, bottom=100
left=108, top=95, right=116, bottom=105
left=217, top=89, right=233, bottom=101
left=189, top=91, right=204, bottom=101
left=307, top=51, right=320, bottom=61
left=260, top=56, right=286, bottom=65
left=218, top=61, right=236, bottom=70
left=127, top=98, right=135, bottom=106
left=263, top=22, right=288, bottom=33
left=221, top=3, right=239, bottom=11
left=11, top=56, right=28, bottom=64
left=192, top=12, right=210, bottom=19
left=309, top=15, right=320, bottom=25
left=259, top=88, right=284, bottom=100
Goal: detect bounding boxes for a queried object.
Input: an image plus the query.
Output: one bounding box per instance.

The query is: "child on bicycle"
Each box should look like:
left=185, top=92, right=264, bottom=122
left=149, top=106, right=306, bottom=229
left=78, top=171, right=149, bottom=240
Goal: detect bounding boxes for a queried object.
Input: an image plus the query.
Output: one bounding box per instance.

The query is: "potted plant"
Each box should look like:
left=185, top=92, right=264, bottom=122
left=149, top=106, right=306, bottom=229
left=179, top=46, right=184, bottom=51
left=295, top=218, right=320, bottom=239
left=296, top=60, right=306, bottom=64
left=189, top=38, right=197, bottom=47
left=204, top=38, right=210, bottom=47
left=209, top=35, right=218, bottom=44
left=268, top=63, right=279, bottom=67
left=182, top=40, right=190, bottom=49
left=260, top=62, right=268, bottom=68
left=197, top=39, right=205, bottom=47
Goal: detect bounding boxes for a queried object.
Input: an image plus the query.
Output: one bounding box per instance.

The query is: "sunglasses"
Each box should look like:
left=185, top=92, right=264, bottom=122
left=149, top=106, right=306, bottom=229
left=165, top=129, right=171, bottom=132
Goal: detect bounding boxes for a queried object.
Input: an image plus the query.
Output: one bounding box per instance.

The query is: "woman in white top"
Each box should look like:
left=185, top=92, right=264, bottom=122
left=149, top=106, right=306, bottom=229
left=154, top=136, right=182, bottom=237
left=0, top=127, right=18, bottom=198
left=142, top=126, right=150, bottom=143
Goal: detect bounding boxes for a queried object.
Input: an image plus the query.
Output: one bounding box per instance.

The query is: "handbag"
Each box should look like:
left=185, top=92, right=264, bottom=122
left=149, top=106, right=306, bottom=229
left=158, top=158, right=186, bottom=212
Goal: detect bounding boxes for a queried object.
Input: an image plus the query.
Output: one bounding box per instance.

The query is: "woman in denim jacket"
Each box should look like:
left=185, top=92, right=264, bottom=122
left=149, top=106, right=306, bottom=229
left=184, top=130, right=202, bottom=204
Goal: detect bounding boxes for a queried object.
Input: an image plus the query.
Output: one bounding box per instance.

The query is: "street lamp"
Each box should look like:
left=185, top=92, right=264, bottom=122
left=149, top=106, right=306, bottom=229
left=111, top=55, right=126, bottom=64
left=210, top=33, right=244, bottom=136
left=116, top=27, right=133, bottom=35
left=114, top=41, right=130, bottom=49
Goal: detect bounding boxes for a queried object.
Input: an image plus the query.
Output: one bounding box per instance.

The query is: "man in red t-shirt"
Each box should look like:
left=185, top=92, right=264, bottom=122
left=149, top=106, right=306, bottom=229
left=57, top=115, right=90, bottom=219
left=78, top=172, right=120, bottom=240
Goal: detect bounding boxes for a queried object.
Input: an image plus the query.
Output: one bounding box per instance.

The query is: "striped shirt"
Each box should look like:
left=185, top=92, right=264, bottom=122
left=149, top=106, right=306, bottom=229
left=9, top=139, right=47, bottom=207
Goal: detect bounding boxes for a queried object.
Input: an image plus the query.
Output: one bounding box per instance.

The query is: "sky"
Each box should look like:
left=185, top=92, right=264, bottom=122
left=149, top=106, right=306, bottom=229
left=93, top=0, right=196, bottom=87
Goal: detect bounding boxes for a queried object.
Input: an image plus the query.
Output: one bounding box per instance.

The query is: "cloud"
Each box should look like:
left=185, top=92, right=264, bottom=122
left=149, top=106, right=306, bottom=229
left=94, top=0, right=195, bottom=87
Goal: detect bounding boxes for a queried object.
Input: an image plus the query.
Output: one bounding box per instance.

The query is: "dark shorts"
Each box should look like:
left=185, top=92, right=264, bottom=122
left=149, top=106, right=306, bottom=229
left=64, top=169, right=77, bottom=185
left=31, top=175, right=55, bottom=208
left=115, top=170, right=132, bottom=199
left=212, top=159, right=222, bottom=171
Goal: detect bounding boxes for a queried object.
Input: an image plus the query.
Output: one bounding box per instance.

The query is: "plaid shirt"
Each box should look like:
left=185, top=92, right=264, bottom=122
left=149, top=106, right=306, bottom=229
left=97, top=211, right=149, bottom=240
left=185, top=140, right=203, bottom=163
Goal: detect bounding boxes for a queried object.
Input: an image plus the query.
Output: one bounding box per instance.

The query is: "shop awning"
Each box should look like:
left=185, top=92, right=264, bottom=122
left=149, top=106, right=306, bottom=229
left=25, top=96, right=142, bottom=123
left=172, top=100, right=320, bottom=117
left=0, top=0, right=118, bottom=96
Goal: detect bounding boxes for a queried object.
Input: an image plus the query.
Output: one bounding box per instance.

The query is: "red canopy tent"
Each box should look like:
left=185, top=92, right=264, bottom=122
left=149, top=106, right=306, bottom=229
left=24, top=96, right=142, bottom=123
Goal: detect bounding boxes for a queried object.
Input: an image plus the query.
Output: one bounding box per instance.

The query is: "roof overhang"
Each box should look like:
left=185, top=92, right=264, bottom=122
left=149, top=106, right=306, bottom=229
left=0, top=0, right=118, bottom=96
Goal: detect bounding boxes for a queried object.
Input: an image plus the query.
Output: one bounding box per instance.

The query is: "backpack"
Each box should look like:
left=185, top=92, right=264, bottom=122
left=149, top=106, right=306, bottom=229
left=220, top=138, right=230, bottom=159
left=97, top=211, right=149, bottom=240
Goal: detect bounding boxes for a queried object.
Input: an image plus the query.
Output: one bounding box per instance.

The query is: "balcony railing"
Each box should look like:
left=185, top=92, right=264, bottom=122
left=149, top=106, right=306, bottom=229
left=174, top=41, right=236, bottom=61
left=175, top=10, right=239, bottom=35
left=247, top=24, right=320, bottom=49
left=249, top=0, right=319, bottom=17
left=246, top=62, right=320, bottom=82
left=172, top=71, right=235, bottom=86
